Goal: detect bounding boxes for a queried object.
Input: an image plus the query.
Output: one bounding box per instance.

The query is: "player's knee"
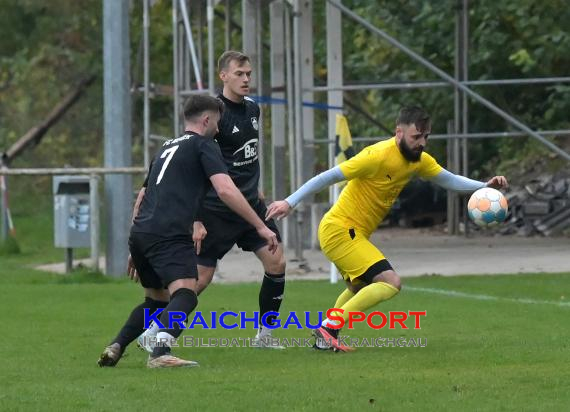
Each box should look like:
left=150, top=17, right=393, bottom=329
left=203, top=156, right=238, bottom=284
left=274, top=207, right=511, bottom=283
left=390, top=273, right=402, bottom=290
left=266, top=261, right=285, bottom=275
left=198, top=264, right=216, bottom=279
left=196, top=265, right=215, bottom=295
left=373, top=270, right=401, bottom=290
left=263, top=252, right=286, bottom=274
left=146, top=288, right=169, bottom=302
left=275, top=255, right=286, bottom=273
left=195, top=280, right=208, bottom=296
left=168, top=278, right=197, bottom=295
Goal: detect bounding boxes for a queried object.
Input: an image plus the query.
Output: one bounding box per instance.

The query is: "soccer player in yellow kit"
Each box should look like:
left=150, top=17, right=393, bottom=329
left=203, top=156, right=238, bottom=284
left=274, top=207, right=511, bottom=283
left=266, top=106, right=508, bottom=352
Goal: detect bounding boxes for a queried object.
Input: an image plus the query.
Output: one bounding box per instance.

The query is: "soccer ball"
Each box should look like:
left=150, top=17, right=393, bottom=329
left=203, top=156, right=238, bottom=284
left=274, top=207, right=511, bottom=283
left=467, top=187, right=508, bottom=227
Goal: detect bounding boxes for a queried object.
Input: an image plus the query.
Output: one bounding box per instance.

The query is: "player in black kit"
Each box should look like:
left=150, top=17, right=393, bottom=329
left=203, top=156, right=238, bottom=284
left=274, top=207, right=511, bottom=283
left=192, top=51, right=287, bottom=348
left=98, top=95, right=278, bottom=368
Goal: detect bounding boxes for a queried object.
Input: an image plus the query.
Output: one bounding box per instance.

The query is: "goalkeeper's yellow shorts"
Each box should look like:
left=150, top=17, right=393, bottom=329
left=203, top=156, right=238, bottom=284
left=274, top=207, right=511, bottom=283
left=318, top=216, right=387, bottom=283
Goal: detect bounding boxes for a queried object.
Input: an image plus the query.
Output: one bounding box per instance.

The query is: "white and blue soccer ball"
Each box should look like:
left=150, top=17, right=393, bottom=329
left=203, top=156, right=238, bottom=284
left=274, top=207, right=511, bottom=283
left=467, top=187, right=508, bottom=227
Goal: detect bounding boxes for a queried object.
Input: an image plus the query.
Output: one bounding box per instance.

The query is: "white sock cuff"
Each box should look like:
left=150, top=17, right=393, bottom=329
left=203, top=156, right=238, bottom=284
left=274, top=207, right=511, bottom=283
left=156, top=331, right=176, bottom=347
left=322, top=318, right=341, bottom=328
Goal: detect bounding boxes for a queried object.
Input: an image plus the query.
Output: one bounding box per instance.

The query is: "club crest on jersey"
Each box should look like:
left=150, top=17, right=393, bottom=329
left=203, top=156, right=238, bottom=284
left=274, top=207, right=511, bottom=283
left=251, top=117, right=259, bottom=131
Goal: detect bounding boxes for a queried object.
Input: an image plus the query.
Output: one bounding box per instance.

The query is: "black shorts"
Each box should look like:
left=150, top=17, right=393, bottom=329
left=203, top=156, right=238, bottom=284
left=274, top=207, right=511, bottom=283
left=357, top=259, right=394, bottom=284
left=129, top=231, right=198, bottom=289
left=196, top=200, right=282, bottom=267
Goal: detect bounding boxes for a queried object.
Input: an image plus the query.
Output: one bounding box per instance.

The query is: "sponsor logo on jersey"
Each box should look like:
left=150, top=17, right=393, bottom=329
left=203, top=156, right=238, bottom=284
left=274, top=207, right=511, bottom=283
left=251, top=117, right=259, bottom=131
left=233, top=139, right=257, bottom=166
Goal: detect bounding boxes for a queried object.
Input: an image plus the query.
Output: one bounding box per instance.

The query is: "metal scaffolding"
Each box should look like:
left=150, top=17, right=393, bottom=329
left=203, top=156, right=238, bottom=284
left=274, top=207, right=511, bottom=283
left=138, top=0, right=570, bottom=258
left=2, top=0, right=569, bottom=279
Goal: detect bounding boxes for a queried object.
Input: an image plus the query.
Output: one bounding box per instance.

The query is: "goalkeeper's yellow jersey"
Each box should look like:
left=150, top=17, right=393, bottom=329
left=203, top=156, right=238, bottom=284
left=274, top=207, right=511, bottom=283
left=326, top=137, right=443, bottom=237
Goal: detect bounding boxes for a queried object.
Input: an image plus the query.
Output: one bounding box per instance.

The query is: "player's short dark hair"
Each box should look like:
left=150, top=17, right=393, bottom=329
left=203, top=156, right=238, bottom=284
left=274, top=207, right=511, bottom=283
left=218, top=50, right=250, bottom=72
left=396, top=106, right=431, bottom=133
left=183, top=95, right=224, bottom=121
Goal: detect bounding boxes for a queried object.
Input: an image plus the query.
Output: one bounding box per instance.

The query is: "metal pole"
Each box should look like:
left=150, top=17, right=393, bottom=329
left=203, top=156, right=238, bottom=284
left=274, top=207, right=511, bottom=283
left=453, top=0, right=461, bottom=234
left=284, top=4, right=296, bottom=250
left=143, top=0, right=150, bottom=169
left=242, top=0, right=258, bottom=88
left=90, top=175, right=100, bottom=272
left=310, top=129, right=570, bottom=144
left=256, top=0, right=264, bottom=194
left=103, top=0, right=133, bottom=277
left=179, top=89, right=213, bottom=97
left=179, top=23, right=187, bottom=106
left=300, top=0, right=315, bottom=189
left=270, top=1, right=286, bottom=203
left=293, top=0, right=304, bottom=261
left=195, top=0, right=204, bottom=82
left=172, top=0, right=180, bottom=137
left=0, top=167, right=146, bottom=176
left=207, top=0, right=215, bottom=95
left=461, top=0, right=470, bottom=236
left=464, top=77, right=570, bottom=86
left=179, top=0, right=204, bottom=89
left=446, top=120, right=458, bottom=235
left=182, top=11, right=190, bottom=93
left=326, top=0, right=342, bottom=284
left=326, top=0, right=570, bottom=162
left=224, top=0, right=231, bottom=50
left=307, top=77, right=570, bottom=92
left=311, top=82, right=452, bottom=92
left=0, top=165, right=7, bottom=242
left=65, top=248, right=73, bottom=273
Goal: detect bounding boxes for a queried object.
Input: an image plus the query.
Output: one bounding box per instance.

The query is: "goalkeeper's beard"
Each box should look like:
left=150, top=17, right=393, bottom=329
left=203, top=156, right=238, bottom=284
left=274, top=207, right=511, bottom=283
left=398, top=139, right=423, bottom=162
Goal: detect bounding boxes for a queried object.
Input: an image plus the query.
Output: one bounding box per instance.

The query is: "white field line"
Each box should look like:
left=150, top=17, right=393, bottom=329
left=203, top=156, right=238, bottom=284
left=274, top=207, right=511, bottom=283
left=406, top=286, right=570, bottom=308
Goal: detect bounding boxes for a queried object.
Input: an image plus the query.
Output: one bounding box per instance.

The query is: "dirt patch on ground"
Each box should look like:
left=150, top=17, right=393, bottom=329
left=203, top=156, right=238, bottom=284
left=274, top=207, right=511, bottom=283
left=39, top=227, right=569, bottom=283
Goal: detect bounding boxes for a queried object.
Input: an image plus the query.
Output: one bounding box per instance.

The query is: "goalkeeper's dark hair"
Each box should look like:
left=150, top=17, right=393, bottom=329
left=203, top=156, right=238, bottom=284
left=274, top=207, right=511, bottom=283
left=183, top=95, right=224, bottom=122
left=396, top=106, right=431, bottom=133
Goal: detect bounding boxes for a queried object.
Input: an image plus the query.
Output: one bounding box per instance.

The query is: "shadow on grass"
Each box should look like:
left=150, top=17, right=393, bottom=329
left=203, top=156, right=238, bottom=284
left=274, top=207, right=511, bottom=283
left=0, top=235, right=21, bottom=256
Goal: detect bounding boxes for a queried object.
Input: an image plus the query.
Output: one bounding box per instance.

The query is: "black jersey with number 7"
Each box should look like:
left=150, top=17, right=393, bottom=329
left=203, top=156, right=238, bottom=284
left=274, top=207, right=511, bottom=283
left=132, top=132, right=227, bottom=238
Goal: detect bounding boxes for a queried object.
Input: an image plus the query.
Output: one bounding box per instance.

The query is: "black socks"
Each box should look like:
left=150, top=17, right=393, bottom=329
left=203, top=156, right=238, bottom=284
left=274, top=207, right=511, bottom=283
left=259, top=273, right=285, bottom=327
left=113, top=297, right=168, bottom=349
left=152, top=288, right=198, bottom=358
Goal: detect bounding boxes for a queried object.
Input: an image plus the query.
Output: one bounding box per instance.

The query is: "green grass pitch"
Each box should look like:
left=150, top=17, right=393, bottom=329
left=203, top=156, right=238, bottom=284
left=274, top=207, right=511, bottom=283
left=1, top=259, right=569, bottom=411
left=1, top=198, right=569, bottom=411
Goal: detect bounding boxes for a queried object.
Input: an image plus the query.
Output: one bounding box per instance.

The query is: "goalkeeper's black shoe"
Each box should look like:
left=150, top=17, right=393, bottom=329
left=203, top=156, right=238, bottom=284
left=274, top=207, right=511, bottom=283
left=312, top=343, right=333, bottom=351
left=98, top=343, right=123, bottom=367
left=312, top=326, right=354, bottom=352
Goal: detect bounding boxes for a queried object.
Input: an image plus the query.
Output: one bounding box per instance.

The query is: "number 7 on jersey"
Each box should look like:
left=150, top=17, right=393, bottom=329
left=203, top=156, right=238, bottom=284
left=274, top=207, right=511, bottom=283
left=156, top=145, right=179, bottom=184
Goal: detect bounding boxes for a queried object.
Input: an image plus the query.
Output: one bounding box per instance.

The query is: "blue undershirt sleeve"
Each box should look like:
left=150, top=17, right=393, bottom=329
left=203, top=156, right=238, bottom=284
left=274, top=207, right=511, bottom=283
left=285, top=166, right=346, bottom=208
left=429, top=169, right=486, bottom=193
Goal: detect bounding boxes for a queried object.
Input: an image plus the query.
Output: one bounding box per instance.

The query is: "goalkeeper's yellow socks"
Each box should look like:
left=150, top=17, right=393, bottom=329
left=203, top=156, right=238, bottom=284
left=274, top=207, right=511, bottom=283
left=338, top=282, right=399, bottom=319
left=334, top=288, right=355, bottom=309
left=321, top=288, right=354, bottom=327
left=323, top=282, right=399, bottom=327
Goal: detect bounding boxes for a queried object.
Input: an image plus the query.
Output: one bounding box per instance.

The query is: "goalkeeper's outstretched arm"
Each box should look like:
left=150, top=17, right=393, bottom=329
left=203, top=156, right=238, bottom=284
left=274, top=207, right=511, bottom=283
left=265, top=166, right=346, bottom=220
left=429, top=169, right=508, bottom=193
